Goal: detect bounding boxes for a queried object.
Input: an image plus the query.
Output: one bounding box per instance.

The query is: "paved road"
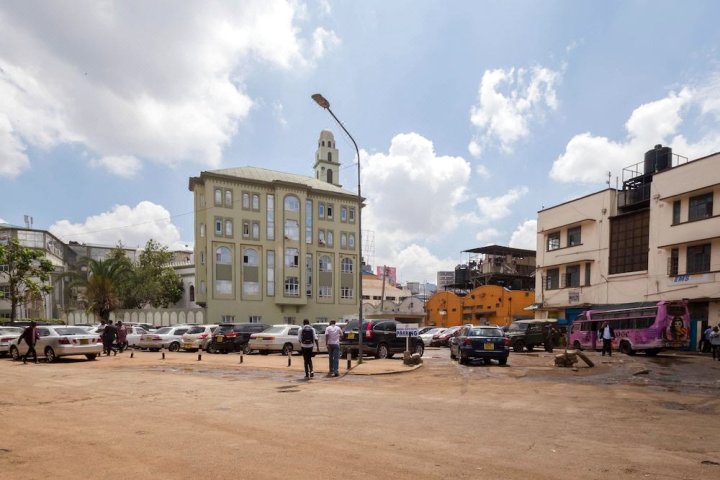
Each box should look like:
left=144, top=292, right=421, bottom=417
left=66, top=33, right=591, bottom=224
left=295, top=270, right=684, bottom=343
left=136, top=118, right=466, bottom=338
left=2, top=348, right=719, bottom=480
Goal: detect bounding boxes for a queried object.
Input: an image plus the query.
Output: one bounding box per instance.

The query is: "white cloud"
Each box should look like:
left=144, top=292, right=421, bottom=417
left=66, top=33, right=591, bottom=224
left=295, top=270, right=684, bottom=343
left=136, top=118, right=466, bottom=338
left=91, top=155, right=142, bottom=178
left=0, top=1, right=337, bottom=178
left=476, top=186, right=529, bottom=221
left=474, top=164, right=490, bottom=178
left=0, top=218, right=6, bottom=224
left=362, top=132, right=471, bottom=247
left=272, top=101, right=288, bottom=127
left=378, top=244, right=458, bottom=284
left=469, top=65, right=561, bottom=157
left=509, top=220, right=537, bottom=250
left=49, top=201, right=183, bottom=249
left=475, top=227, right=500, bottom=243
left=550, top=83, right=720, bottom=184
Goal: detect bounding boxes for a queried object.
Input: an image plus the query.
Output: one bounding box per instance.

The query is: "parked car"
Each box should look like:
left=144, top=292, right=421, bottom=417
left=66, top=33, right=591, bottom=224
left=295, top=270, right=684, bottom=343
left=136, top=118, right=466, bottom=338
left=506, top=319, right=558, bottom=352
left=137, top=325, right=193, bottom=351
left=418, top=326, right=438, bottom=335
left=8, top=325, right=103, bottom=362
left=125, top=326, right=149, bottom=348
left=181, top=325, right=218, bottom=352
left=311, top=322, right=347, bottom=353
left=341, top=319, right=424, bottom=359
left=0, top=326, right=25, bottom=356
left=419, top=327, right=445, bottom=346
left=208, top=323, right=271, bottom=354
left=431, top=326, right=462, bottom=347
left=247, top=324, right=302, bottom=355
left=449, top=325, right=510, bottom=365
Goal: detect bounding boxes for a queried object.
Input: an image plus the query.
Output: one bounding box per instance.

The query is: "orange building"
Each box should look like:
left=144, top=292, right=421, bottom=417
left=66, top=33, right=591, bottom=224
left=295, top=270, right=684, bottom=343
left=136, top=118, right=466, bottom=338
left=425, top=285, right=534, bottom=327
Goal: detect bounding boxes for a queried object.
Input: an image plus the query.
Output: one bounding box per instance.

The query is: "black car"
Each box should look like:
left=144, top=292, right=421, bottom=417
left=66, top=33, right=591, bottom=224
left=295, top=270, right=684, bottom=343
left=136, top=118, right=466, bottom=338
left=449, top=325, right=509, bottom=365
left=341, top=319, right=424, bottom=359
left=506, top=319, right=558, bottom=352
left=208, top=323, right=271, bottom=354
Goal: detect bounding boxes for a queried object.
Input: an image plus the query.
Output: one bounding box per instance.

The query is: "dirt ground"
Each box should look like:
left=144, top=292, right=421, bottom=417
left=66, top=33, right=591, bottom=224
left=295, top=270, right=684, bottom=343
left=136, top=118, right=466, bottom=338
left=2, top=347, right=719, bottom=480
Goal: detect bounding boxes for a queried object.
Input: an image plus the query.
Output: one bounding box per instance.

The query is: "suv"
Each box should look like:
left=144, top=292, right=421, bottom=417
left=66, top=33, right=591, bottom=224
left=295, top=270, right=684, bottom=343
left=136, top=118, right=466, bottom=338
left=208, top=323, right=271, bottom=354
left=506, top=319, right=558, bottom=352
left=341, top=319, right=424, bottom=359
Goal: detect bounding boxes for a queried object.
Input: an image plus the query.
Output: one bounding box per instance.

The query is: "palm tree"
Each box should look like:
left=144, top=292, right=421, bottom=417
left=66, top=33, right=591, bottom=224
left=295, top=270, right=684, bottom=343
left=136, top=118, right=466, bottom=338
left=69, top=257, right=131, bottom=322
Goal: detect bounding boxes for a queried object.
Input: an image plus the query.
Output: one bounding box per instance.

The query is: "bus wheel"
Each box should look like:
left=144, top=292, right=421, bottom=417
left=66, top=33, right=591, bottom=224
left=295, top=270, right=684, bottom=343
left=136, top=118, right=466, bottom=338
left=619, top=341, right=635, bottom=356
left=572, top=340, right=582, bottom=351
left=644, top=348, right=660, bottom=356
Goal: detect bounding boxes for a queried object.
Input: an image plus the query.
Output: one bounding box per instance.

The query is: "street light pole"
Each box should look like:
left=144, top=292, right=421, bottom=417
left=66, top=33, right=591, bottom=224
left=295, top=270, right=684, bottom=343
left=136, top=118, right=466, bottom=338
left=311, top=93, right=364, bottom=363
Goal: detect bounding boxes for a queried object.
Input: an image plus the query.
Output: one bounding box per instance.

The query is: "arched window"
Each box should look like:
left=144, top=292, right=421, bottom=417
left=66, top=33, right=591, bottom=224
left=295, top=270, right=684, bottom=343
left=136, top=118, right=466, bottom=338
left=189, top=285, right=195, bottom=302
left=319, top=255, right=332, bottom=272
left=284, top=195, right=300, bottom=212
left=243, top=248, right=258, bottom=266
left=341, top=258, right=353, bottom=273
left=215, top=247, right=232, bottom=295
left=216, top=246, right=231, bottom=264
left=327, top=152, right=332, bottom=162
left=327, top=170, right=333, bottom=183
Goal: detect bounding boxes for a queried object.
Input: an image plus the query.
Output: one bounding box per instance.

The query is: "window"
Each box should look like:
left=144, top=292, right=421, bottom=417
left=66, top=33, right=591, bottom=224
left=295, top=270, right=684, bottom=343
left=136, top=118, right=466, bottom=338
left=243, top=221, right=250, bottom=238
left=584, top=262, right=591, bottom=287
left=242, top=192, right=250, bottom=209
left=318, top=230, right=326, bottom=245
left=669, top=248, right=679, bottom=276
left=284, top=220, right=299, bottom=241
left=284, top=195, right=300, bottom=212
left=687, top=244, right=711, bottom=274
left=214, top=189, right=222, bottom=206
left=189, top=285, right=195, bottom=302
left=349, top=207, right=355, bottom=223
left=221, top=315, right=235, bottom=323
left=285, top=248, right=299, bottom=268
left=200, top=223, right=205, bottom=238
left=341, top=258, right=353, bottom=273
left=267, top=251, right=275, bottom=296
left=215, top=246, right=232, bottom=295
left=199, top=194, right=205, bottom=207
left=567, top=227, right=581, bottom=247
left=284, top=277, right=299, bottom=296
left=200, top=251, right=205, bottom=265
left=348, top=233, right=355, bottom=249
left=224, top=219, right=233, bottom=237
left=243, top=282, right=259, bottom=296
left=225, top=190, right=233, bottom=208
left=672, top=200, right=681, bottom=224
left=252, top=222, right=260, bottom=240
left=608, top=209, right=649, bottom=274
left=327, top=230, right=334, bottom=247
left=689, top=192, right=713, bottom=221
left=340, top=233, right=347, bottom=249
left=318, top=202, right=325, bottom=219
left=565, top=265, right=580, bottom=288
left=214, top=218, right=222, bottom=236
left=243, top=248, right=258, bottom=266
left=252, top=194, right=260, bottom=210
left=327, top=204, right=334, bottom=219
left=547, top=232, right=560, bottom=251
left=305, top=199, right=313, bottom=244
left=319, top=255, right=332, bottom=272
left=306, top=254, right=313, bottom=297
left=216, top=246, right=231, bottom=264
left=248, top=316, right=262, bottom=323
left=341, top=287, right=353, bottom=299
left=341, top=206, right=347, bottom=222
left=545, top=268, right=559, bottom=290
left=267, top=194, right=275, bottom=240
left=319, top=286, right=332, bottom=298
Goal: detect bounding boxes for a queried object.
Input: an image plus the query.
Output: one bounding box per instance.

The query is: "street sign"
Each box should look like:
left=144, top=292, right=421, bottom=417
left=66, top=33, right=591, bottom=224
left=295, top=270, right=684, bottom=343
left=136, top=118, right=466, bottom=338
left=397, top=323, right=419, bottom=338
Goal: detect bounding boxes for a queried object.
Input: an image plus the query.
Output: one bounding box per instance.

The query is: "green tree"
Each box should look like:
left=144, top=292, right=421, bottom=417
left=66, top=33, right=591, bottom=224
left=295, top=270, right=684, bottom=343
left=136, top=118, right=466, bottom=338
left=69, top=257, right=130, bottom=322
left=0, top=238, right=55, bottom=322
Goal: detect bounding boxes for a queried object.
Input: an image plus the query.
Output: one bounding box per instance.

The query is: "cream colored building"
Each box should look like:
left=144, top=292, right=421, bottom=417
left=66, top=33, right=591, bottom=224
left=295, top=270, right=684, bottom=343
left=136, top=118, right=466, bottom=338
left=536, top=147, right=720, bottom=346
left=189, top=130, right=361, bottom=324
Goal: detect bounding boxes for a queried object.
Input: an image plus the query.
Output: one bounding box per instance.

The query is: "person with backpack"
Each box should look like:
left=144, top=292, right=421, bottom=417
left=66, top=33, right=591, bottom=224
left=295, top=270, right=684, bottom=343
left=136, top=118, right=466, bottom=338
left=297, top=319, right=319, bottom=378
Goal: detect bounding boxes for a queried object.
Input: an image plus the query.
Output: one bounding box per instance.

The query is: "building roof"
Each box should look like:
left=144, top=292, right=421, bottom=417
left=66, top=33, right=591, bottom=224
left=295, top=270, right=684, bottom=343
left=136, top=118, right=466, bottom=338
left=197, top=166, right=357, bottom=197
left=462, top=245, right=536, bottom=257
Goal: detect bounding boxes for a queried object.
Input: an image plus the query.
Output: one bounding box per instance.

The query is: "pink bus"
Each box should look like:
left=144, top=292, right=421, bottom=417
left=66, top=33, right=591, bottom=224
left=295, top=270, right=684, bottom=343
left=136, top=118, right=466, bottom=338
left=569, top=300, right=690, bottom=356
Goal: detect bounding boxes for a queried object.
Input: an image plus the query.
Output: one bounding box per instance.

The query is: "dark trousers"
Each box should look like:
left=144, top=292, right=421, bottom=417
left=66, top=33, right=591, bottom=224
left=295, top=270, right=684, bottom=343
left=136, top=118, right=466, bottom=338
left=103, top=340, right=116, bottom=355
left=23, top=344, right=37, bottom=362
left=602, top=338, right=612, bottom=356
left=301, top=347, right=314, bottom=376
left=712, top=345, right=720, bottom=360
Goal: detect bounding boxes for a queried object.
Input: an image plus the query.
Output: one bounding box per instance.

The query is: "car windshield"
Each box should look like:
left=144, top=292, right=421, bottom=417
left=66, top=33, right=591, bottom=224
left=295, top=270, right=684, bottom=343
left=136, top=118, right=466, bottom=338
left=470, top=328, right=503, bottom=337
left=54, top=327, right=92, bottom=335
left=187, top=326, right=205, bottom=334
left=507, top=323, right=529, bottom=332
left=263, top=326, right=288, bottom=335
left=425, top=328, right=442, bottom=335
left=0, top=327, right=24, bottom=335
left=155, top=327, right=172, bottom=334
left=215, top=325, right=235, bottom=333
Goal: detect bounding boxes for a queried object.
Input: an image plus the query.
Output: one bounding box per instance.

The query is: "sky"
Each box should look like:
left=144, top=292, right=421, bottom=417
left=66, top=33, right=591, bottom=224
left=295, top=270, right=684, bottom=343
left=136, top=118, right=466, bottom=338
left=2, top=1, right=720, bottom=284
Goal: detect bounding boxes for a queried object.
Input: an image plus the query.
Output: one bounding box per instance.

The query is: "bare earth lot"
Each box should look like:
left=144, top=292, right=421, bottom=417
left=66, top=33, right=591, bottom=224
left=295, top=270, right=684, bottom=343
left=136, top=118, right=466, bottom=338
left=2, top=348, right=719, bottom=480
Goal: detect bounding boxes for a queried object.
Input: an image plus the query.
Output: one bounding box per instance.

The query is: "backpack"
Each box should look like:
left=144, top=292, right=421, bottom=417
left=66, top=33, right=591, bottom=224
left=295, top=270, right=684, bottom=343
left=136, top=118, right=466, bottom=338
left=301, top=326, right=315, bottom=344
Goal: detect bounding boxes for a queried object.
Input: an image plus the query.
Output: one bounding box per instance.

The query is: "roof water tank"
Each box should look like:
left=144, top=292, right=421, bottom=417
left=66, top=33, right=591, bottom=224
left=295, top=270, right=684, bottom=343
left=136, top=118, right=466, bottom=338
left=644, top=144, right=672, bottom=174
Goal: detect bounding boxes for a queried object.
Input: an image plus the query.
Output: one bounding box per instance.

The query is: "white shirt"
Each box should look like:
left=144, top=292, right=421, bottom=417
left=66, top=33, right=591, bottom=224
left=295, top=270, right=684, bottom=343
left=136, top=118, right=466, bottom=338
left=325, top=324, right=343, bottom=345
left=601, top=326, right=612, bottom=340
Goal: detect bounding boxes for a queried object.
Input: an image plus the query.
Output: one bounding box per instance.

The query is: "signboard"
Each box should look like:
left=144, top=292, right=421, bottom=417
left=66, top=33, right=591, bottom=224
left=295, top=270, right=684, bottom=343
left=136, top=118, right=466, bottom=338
left=397, top=323, right=419, bottom=338
left=568, top=290, right=580, bottom=304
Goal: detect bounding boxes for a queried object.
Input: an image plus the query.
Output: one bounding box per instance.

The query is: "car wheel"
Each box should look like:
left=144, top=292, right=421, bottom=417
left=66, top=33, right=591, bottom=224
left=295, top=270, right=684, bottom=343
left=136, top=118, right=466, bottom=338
left=483, top=358, right=492, bottom=365
left=168, top=342, right=180, bottom=352
left=513, top=340, right=525, bottom=353
left=619, top=341, right=635, bottom=356
left=45, top=347, right=57, bottom=363
left=525, top=344, right=534, bottom=352
left=260, top=350, right=269, bottom=355
left=282, top=343, right=294, bottom=356
left=85, top=353, right=97, bottom=360
left=572, top=340, right=582, bottom=351
left=414, top=342, right=424, bottom=357
left=645, top=348, right=660, bottom=356
left=376, top=343, right=390, bottom=359
left=206, top=343, right=217, bottom=354
left=498, top=357, right=507, bottom=366
left=10, top=346, right=20, bottom=361
left=242, top=344, right=252, bottom=355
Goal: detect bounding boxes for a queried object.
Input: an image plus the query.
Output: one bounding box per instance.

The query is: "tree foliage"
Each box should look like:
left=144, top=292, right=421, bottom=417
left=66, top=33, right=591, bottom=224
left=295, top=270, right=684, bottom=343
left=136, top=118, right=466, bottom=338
left=69, top=256, right=131, bottom=322
left=0, top=238, right=55, bottom=321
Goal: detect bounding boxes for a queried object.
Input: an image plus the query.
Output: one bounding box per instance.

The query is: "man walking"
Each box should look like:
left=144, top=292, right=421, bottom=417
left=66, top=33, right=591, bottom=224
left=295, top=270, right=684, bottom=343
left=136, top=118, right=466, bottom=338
left=18, top=321, right=39, bottom=364
left=102, top=321, right=117, bottom=356
left=298, top=319, right=319, bottom=378
left=600, top=321, right=615, bottom=357
left=116, top=321, right=128, bottom=353
left=325, top=320, right=343, bottom=377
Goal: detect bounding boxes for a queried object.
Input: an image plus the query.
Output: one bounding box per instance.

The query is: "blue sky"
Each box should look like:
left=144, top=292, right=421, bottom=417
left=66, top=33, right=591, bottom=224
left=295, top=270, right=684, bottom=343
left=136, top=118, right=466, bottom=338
left=2, top=1, right=720, bottom=283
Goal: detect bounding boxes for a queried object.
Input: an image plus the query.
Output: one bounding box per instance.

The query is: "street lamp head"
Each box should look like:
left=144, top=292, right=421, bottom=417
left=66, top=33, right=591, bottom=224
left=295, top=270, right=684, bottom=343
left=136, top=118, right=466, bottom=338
left=311, top=93, right=330, bottom=109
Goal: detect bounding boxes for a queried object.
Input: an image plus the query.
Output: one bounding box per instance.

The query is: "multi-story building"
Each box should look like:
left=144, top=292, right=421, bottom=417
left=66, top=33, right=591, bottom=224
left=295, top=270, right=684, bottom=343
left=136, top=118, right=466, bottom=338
left=189, top=130, right=361, bottom=324
left=437, top=271, right=454, bottom=289
left=535, top=146, right=720, bottom=346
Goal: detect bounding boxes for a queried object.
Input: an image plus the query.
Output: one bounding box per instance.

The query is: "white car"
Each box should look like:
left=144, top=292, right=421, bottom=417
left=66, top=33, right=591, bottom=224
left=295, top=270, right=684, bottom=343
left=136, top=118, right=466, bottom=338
left=125, top=326, right=149, bottom=348
left=0, top=326, right=25, bottom=356
left=9, top=325, right=103, bottom=362
left=420, top=327, right=446, bottom=346
left=248, top=324, right=302, bottom=355
left=181, top=325, right=218, bottom=351
left=137, top=325, right=194, bottom=351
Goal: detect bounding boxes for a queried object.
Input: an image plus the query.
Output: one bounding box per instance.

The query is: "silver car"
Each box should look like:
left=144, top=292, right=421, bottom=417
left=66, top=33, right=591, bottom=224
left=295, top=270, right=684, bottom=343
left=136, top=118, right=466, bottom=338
left=181, top=325, right=217, bottom=351
left=138, top=325, right=193, bottom=351
left=9, top=325, right=103, bottom=362
left=0, top=326, right=24, bottom=356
